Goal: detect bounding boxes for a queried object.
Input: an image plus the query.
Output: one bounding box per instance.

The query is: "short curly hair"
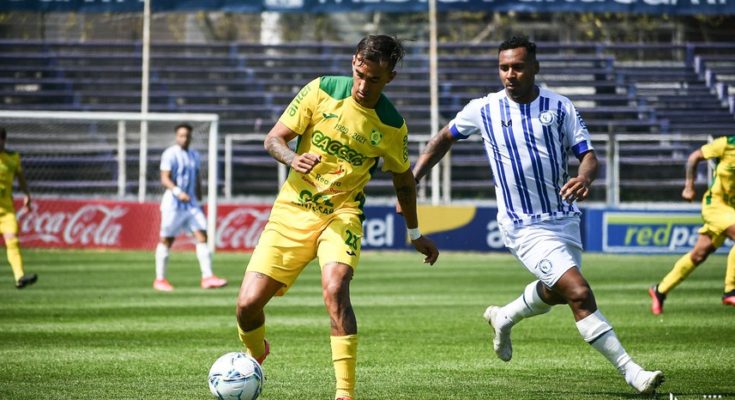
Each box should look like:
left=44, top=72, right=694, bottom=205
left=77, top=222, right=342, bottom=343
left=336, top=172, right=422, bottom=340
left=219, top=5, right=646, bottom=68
left=498, top=36, right=537, bottom=61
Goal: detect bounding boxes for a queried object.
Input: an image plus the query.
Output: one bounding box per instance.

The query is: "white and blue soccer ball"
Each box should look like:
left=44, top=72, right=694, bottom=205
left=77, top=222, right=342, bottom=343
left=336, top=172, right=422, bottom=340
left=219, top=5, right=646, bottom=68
left=208, top=352, right=264, bottom=400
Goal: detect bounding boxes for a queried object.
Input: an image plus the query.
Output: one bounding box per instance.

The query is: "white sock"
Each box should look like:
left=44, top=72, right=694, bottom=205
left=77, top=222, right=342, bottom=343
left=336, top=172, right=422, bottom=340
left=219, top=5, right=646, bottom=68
left=576, top=310, right=634, bottom=374
left=196, top=242, right=214, bottom=278
left=497, top=280, right=553, bottom=330
left=155, top=243, right=169, bottom=280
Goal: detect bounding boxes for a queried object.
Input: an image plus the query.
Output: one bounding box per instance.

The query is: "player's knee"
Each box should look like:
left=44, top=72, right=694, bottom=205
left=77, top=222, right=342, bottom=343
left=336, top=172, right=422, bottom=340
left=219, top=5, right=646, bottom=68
left=236, top=296, right=263, bottom=322
left=690, top=248, right=711, bottom=265
left=322, top=279, right=349, bottom=306
left=565, top=284, right=593, bottom=306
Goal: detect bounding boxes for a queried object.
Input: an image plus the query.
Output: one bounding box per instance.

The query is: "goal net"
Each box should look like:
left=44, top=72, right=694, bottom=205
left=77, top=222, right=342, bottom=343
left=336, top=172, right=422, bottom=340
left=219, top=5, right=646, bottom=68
left=0, top=110, right=219, bottom=249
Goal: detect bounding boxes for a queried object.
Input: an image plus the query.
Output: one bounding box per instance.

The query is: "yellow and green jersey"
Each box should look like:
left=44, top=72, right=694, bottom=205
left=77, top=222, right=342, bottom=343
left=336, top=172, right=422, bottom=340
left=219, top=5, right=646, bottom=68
left=702, top=136, right=735, bottom=207
left=270, top=76, right=410, bottom=228
left=0, top=150, right=21, bottom=211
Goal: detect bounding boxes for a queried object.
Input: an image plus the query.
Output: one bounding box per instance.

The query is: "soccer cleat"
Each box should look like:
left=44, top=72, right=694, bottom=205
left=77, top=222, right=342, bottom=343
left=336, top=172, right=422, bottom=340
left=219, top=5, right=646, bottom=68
left=723, top=290, right=735, bottom=307
left=201, top=275, right=228, bottom=289
left=254, top=339, right=270, bottom=365
left=153, top=278, right=174, bottom=292
left=648, top=285, right=666, bottom=315
left=15, top=273, right=37, bottom=289
left=483, top=306, right=512, bottom=362
left=626, top=369, right=665, bottom=394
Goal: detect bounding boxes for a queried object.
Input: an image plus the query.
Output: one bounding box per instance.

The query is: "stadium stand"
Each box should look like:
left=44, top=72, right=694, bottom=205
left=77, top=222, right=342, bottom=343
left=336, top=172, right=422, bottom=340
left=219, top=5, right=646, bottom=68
left=1, top=40, right=732, bottom=201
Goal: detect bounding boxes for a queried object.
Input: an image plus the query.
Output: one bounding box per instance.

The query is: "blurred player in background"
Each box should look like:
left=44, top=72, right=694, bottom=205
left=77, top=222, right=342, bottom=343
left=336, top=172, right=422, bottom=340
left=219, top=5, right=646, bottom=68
left=411, top=36, right=664, bottom=394
left=649, top=137, right=735, bottom=314
left=235, top=35, right=439, bottom=400
left=0, top=127, right=36, bottom=289
left=153, top=123, right=227, bottom=292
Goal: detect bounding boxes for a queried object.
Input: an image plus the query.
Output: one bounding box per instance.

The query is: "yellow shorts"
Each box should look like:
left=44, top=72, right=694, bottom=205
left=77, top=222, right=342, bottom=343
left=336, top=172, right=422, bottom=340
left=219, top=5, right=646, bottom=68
left=0, top=209, right=18, bottom=235
left=246, top=212, right=363, bottom=296
left=699, top=197, right=735, bottom=247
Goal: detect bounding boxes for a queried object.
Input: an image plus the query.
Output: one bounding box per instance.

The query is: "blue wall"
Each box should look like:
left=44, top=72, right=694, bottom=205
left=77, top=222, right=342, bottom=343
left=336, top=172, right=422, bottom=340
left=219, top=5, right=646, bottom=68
left=362, top=205, right=720, bottom=254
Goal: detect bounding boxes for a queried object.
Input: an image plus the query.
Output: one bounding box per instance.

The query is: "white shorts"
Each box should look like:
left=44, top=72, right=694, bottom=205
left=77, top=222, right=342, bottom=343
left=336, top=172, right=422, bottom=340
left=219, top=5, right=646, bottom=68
left=160, top=207, right=207, bottom=238
left=500, top=217, right=583, bottom=288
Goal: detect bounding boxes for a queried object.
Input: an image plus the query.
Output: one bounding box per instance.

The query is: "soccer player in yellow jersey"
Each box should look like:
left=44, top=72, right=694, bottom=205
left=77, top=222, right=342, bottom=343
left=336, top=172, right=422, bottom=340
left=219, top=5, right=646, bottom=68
left=0, top=127, right=37, bottom=289
left=650, top=136, right=735, bottom=314
left=235, top=35, right=439, bottom=400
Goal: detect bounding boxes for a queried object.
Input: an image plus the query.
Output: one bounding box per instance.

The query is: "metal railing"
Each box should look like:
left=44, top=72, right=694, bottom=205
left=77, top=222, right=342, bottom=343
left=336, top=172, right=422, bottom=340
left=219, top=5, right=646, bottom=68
left=223, top=132, right=714, bottom=206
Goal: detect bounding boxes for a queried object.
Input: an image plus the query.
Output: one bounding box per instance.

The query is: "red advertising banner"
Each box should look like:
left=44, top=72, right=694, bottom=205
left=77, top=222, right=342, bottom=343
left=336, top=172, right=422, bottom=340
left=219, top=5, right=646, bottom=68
left=14, top=198, right=272, bottom=252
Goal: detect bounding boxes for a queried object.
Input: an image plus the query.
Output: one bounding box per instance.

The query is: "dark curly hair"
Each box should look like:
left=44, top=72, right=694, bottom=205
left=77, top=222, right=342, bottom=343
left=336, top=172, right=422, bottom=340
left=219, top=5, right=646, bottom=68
left=498, top=36, right=537, bottom=61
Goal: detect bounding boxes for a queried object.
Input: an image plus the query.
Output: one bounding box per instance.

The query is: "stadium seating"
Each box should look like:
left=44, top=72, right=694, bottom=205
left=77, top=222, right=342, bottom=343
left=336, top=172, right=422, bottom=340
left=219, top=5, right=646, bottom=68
left=1, top=40, right=732, bottom=200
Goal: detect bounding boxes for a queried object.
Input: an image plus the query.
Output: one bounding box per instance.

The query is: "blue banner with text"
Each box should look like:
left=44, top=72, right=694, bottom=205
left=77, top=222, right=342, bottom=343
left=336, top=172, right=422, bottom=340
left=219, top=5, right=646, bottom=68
left=3, top=0, right=733, bottom=15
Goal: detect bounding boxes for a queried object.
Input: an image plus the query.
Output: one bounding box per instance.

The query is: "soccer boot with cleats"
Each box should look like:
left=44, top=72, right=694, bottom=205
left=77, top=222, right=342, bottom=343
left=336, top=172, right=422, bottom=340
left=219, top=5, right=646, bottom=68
left=723, top=290, right=735, bottom=307
left=483, top=306, right=512, bottom=362
left=648, top=285, right=666, bottom=315
left=153, top=278, right=174, bottom=292
left=15, top=273, right=37, bottom=289
left=201, top=275, right=228, bottom=289
left=625, top=368, right=665, bottom=394
left=253, top=339, right=270, bottom=365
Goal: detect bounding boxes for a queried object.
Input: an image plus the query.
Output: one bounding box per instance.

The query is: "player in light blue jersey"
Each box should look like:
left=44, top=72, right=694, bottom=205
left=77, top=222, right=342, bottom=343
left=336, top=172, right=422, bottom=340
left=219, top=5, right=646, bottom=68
left=153, top=123, right=227, bottom=292
left=412, top=36, right=664, bottom=394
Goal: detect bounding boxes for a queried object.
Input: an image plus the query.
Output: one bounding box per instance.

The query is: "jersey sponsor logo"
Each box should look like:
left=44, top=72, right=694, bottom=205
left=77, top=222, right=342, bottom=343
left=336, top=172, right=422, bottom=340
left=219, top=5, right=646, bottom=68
left=311, top=131, right=366, bottom=166
left=539, top=110, right=555, bottom=126
left=295, top=189, right=335, bottom=215
left=370, top=129, right=383, bottom=145
left=287, top=84, right=312, bottom=117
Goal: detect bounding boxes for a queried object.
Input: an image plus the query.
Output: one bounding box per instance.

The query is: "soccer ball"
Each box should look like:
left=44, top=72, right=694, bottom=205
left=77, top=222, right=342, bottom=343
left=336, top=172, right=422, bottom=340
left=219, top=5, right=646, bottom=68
left=208, top=352, right=264, bottom=400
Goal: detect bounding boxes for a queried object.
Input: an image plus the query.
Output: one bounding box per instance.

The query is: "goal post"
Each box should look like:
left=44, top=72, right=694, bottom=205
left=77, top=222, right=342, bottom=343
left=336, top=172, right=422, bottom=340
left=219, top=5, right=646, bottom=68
left=0, top=110, right=220, bottom=252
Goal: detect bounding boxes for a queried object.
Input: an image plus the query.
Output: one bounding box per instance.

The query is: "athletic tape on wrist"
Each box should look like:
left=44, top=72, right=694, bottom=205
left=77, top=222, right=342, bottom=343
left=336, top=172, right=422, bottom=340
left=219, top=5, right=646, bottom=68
left=407, top=227, right=422, bottom=241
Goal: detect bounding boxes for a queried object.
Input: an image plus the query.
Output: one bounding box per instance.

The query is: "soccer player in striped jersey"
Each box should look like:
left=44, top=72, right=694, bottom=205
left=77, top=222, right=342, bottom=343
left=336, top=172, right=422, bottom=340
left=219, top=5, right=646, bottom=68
left=0, top=127, right=37, bottom=289
left=153, top=123, right=227, bottom=292
left=412, top=36, right=664, bottom=394
left=235, top=35, right=439, bottom=400
left=649, top=137, right=735, bottom=314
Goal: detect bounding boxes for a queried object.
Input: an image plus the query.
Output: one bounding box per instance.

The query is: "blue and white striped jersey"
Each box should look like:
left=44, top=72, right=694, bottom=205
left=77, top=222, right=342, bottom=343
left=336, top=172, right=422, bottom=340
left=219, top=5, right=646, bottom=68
left=159, top=145, right=201, bottom=211
left=449, top=86, right=593, bottom=228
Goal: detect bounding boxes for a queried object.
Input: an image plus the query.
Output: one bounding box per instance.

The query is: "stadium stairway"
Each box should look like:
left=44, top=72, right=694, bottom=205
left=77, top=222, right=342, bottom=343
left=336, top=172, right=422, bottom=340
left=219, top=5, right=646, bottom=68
left=1, top=40, right=731, bottom=200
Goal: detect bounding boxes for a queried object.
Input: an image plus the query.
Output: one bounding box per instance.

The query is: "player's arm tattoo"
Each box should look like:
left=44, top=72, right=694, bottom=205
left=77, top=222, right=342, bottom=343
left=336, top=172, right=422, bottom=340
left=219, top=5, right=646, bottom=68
left=265, top=136, right=296, bottom=167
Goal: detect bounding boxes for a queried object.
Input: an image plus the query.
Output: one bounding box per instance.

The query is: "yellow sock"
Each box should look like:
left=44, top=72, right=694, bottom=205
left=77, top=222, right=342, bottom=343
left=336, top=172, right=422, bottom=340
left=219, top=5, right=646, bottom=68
left=237, top=324, right=266, bottom=360
left=658, top=252, right=697, bottom=294
left=5, top=237, right=24, bottom=282
left=725, top=247, right=735, bottom=293
left=331, top=335, right=357, bottom=400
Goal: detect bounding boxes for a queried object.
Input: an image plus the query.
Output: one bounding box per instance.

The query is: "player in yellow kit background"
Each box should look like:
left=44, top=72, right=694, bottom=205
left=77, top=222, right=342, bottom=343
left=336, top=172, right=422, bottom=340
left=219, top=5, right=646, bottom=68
left=0, top=127, right=37, bottom=289
left=234, top=35, right=439, bottom=400
left=650, top=136, right=735, bottom=314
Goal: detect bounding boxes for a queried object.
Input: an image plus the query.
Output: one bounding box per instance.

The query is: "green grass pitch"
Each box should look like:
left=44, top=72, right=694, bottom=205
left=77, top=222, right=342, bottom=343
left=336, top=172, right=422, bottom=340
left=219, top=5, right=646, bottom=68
left=0, top=249, right=733, bottom=399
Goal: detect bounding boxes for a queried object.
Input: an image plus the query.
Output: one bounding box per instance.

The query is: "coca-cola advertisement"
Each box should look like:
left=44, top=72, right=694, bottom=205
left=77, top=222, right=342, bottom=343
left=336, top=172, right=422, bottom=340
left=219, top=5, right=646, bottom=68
left=12, top=198, right=272, bottom=252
